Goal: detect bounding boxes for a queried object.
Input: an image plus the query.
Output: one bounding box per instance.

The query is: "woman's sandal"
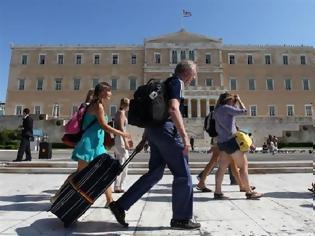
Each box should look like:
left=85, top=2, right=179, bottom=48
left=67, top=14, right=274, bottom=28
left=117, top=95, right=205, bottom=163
left=240, top=185, right=256, bottom=192
left=196, top=186, right=212, bottom=192
left=213, top=193, right=229, bottom=200
left=246, top=191, right=263, bottom=199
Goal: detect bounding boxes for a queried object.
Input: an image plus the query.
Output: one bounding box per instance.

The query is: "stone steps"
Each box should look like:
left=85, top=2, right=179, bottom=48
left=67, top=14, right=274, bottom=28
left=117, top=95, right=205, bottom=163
left=0, top=160, right=312, bottom=174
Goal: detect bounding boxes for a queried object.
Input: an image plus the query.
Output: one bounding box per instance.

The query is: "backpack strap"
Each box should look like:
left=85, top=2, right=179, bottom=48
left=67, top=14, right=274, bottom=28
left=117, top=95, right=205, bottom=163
left=81, top=118, right=97, bottom=134
left=80, top=103, right=97, bottom=134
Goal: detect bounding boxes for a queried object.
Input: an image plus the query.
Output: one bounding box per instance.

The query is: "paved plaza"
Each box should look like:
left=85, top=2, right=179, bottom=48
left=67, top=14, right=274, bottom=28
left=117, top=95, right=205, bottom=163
left=0, top=172, right=313, bottom=235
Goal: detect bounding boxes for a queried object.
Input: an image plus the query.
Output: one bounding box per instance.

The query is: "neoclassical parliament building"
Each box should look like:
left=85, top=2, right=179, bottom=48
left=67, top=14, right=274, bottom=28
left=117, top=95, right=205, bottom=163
left=5, top=30, right=315, bottom=145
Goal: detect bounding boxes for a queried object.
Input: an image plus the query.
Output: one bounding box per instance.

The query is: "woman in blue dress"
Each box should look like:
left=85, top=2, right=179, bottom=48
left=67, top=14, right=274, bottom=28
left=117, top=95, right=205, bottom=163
left=72, top=82, right=131, bottom=206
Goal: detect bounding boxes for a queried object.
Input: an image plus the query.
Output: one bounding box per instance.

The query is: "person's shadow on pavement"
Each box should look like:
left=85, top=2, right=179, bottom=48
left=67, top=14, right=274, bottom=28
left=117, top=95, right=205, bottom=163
left=15, top=218, right=171, bottom=236
left=263, top=191, right=312, bottom=199
left=0, top=193, right=51, bottom=211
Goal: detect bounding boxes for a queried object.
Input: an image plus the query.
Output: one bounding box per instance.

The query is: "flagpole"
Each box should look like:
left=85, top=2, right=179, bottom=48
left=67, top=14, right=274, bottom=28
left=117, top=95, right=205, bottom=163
left=180, top=10, right=183, bottom=29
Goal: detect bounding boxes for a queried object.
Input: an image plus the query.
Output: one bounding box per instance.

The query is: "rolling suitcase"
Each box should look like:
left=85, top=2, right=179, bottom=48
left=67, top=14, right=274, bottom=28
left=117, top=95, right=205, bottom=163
left=49, top=141, right=144, bottom=227
left=38, top=142, right=52, bottom=159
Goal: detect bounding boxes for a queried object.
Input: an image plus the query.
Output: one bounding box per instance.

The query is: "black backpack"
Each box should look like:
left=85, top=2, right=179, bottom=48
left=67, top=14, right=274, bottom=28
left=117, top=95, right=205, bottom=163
left=204, top=111, right=218, bottom=137
left=128, top=79, right=169, bottom=128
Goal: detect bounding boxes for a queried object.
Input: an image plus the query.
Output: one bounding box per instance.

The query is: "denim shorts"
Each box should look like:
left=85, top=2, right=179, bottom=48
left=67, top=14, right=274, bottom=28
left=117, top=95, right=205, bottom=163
left=217, top=137, right=240, bottom=154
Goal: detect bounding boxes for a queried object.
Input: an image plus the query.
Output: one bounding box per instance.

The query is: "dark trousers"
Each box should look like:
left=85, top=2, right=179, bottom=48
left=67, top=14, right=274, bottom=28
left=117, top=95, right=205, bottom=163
left=16, top=137, right=32, bottom=160
left=117, top=121, right=193, bottom=220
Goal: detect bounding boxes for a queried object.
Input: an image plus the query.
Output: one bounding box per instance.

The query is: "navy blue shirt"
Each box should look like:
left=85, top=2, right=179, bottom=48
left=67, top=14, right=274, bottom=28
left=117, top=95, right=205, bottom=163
left=165, top=76, right=185, bottom=116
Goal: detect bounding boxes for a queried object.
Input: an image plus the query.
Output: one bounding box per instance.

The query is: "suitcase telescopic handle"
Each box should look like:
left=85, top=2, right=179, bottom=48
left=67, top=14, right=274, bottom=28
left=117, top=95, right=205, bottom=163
left=121, top=139, right=146, bottom=170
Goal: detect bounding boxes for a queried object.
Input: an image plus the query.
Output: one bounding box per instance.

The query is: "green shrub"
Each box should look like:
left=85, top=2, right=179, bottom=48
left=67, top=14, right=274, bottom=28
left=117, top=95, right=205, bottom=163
left=0, top=129, right=21, bottom=149
left=278, top=142, right=314, bottom=149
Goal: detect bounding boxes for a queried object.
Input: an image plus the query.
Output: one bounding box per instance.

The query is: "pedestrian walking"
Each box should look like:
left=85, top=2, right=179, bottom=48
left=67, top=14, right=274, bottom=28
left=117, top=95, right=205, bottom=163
left=190, top=136, right=195, bottom=151
left=109, top=60, right=201, bottom=229
left=52, top=83, right=131, bottom=207
left=14, top=108, right=33, bottom=162
left=213, top=92, right=262, bottom=199
left=113, top=98, right=133, bottom=193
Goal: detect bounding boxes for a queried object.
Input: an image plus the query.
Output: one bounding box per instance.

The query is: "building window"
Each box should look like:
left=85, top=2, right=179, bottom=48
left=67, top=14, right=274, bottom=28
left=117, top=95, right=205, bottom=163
left=265, top=54, right=271, bottom=64
left=266, top=79, right=274, bottom=90
left=55, top=78, right=62, bottom=90
left=154, top=53, right=161, bottom=64
left=72, top=105, right=79, bottom=116
left=230, top=79, right=237, bottom=90
left=111, top=78, right=118, bottom=90
left=180, top=50, right=186, bottom=60
left=287, top=105, right=294, bottom=116
left=205, top=54, right=211, bottom=64
left=283, top=55, right=288, bottom=65
left=247, top=55, right=253, bottom=64
left=112, top=54, right=119, bottom=64
left=0, top=104, right=5, bottom=116
left=36, top=79, right=43, bottom=91
left=248, top=79, right=256, bottom=90
left=284, top=79, right=292, bottom=90
left=190, top=79, right=196, bottom=86
left=34, top=106, right=41, bottom=115
left=94, top=54, right=100, bottom=64
left=129, top=77, right=137, bottom=91
left=300, top=55, right=306, bottom=65
left=73, top=78, right=80, bottom=90
left=268, top=105, right=276, bottom=117
left=39, top=54, right=46, bottom=64
left=172, top=50, right=178, bottom=64
left=110, top=105, right=117, bottom=119
left=57, top=54, right=64, bottom=64
left=52, top=103, right=60, bottom=117
left=189, top=50, right=195, bottom=61
left=229, top=54, right=235, bottom=64
left=92, top=78, right=99, bottom=88
left=21, top=55, right=28, bottom=65
left=305, top=105, right=313, bottom=117
left=302, top=79, right=310, bottom=90
left=16, top=106, right=23, bottom=115
left=131, top=54, right=137, bottom=64
left=205, top=79, right=213, bottom=87
left=18, top=79, right=25, bottom=90
left=250, top=105, right=257, bottom=116
left=75, top=54, right=82, bottom=64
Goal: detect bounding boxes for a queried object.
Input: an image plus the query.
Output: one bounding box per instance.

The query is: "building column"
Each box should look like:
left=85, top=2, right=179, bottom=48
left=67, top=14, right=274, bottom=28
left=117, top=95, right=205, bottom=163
left=197, top=98, right=201, bottom=118
left=188, top=98, right=192, bottom=118
left=220, top=73, right=224, bottom=87
left=206, top=99, right=210, bottom=115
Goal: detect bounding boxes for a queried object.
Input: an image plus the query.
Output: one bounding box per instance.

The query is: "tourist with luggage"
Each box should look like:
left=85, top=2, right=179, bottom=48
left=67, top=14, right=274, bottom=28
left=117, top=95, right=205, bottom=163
left=109, top=60, right=201, bottom=230
left=70, top=82, right=131, bottom=206
left=213, top=92, right=262, bottom=199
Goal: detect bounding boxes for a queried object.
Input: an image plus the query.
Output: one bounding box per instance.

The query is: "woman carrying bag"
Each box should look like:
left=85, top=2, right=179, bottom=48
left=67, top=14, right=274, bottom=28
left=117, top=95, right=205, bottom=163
left=213, top=92, right=262, bottom=200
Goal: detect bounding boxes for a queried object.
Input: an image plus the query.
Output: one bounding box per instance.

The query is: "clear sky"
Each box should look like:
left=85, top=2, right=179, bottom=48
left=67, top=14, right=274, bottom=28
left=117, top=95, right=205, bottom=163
left=0, top=0, right=314, bottom=102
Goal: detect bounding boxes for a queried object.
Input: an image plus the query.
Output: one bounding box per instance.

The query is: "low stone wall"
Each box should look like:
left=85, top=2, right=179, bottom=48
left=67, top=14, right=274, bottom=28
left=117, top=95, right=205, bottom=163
left=0, top=115, right=314, bottom=146
left=187, top=116, right=314, bottom=148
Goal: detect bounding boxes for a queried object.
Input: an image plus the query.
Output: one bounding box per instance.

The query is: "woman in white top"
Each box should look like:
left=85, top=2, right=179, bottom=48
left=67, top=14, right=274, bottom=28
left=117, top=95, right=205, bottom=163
left=113, top=98, right=133, bottom=193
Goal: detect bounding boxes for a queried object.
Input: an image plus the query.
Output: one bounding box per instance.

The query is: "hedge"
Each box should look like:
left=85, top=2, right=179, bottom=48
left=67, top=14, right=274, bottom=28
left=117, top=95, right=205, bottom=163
left=0, top=129, right=21, bottom=149
left=278, top=142, right=314, bottom=149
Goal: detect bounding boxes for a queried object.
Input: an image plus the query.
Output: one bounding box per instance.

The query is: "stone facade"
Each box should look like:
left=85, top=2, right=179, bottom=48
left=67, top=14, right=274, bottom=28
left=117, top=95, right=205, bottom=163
left=4, top=30, right=315, bottom=145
